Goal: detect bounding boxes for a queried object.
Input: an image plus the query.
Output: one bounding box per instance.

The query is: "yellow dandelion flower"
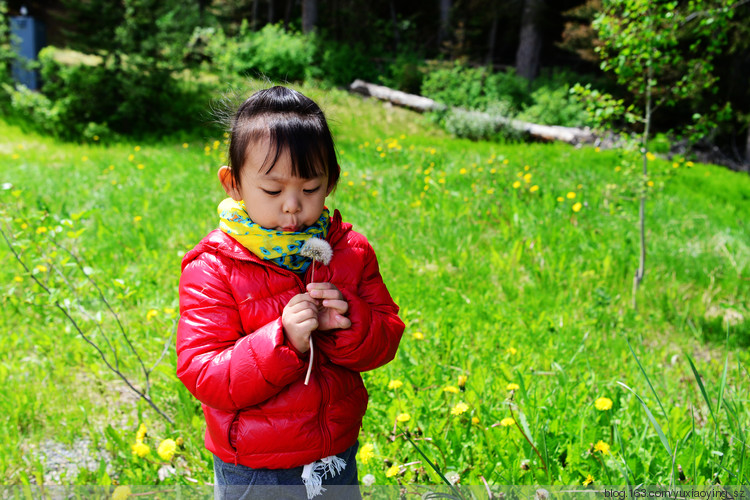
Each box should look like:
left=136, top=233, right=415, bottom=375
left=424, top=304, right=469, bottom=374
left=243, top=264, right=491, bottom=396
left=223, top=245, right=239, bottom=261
left=594, top=440, right=610, bottom=455
left=146, top=309, right=159, bottom=321
left=458, top=375, right=467, bottom=387
left=396, top=413, right=411, bottom=423
left=513, top=181, right=521, bottom=189
left=672, top=162, right=679, bottom=168
left=647, top=180, right=654, bottom=187
left=523, top=173, right=532, bottom=183
left=137, top=164, right=145, bottom=170
left=108, top=165, right=115, bottom=171
left=595, top=147, right=601, bottom=153
left=410, top=200, right=421, bottom=208
left=385, top=465, right=400, bottom=478
left=583, top=474, right=594, bottom=486
left=486, top=188, right=495, bottom=194
left=506, top=347, right=518, bottom=355
left=379, top=153, right=386, bottom=158
left=595, top=397, right=613, bottom=411
left=136, top=423, right=147, bottom=441
left=163, top=307, right=176, bottom=315
left=500, top=417, right=515, bottom=427
left=507, top=383, right=520, bottom=391
left=472, top=417, right=480, bottom=425
left=133, top=216, right=142, bottom=223
left=371, top=190, right=379, bottom=197
left=204, top=146, right=211, bottom=153
left=556, top=196, right=564, bottom=202
left=34, top=265, right=48, bottom=273
left=111, top=180, right=117, bottom=185
left=132, top=441, right=150, bottom=457
left=20, top=222, right=28, bottom=228
left=567, top=191, right=576, bottom=199
left=182, top=143, right=189, bottom=148
left=134, top=146, right=141, bottom=152
left=686, top=161, right=694, bottom=167
left=577, top=184, right=583, bottom=189
left=529, top=185, right=539, bottom=193
left=14, top=276, right=23, bottom=283
left=412, top=331, right=424, bottom=340
left=81, top=156, right=89, bottom=162
left=212, top=141, right=220, bottom=150
left=36, top=226, right=48, bottom=234
left=438, top=178, right=446, bottom=184
left=128, top=154, right=135, bottom=161
left=358, top=443, right=375, bottom=464
left=347, top=181, right=354, bottom=186
left=572, top=202, right=582, bottom=212
left=424, top=176, right=431, bottom=183
left=111, top=485, right=131, bottom=500
left=646, top=152, right=656, bottom=161
left=443, top=386, right=460, bottom=394
left=12, top=153, right=20, bottom=159
left=451, top=402, right=469, bottom=416
left=524, top=165, right=530, bottom=171
left=342, top=171, right=349, bottom=177
left=157, top=439, right=177, bottom=461
left=503, top=159, right=509, bottom=164
left=363, top=141, right=370, bottom=147
left=615, top=166, right=622, bottom=172
left=388, top=380, right=403, bottom=390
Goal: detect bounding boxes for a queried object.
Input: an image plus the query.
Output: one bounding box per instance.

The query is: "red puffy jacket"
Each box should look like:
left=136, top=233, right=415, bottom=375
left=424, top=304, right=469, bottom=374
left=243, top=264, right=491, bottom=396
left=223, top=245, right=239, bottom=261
left=177, top=209, right=404, bottom=469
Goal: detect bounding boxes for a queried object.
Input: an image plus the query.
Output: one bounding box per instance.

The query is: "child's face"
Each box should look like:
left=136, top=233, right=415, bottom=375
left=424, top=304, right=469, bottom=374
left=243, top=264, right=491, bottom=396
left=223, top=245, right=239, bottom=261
left=219, top=138, right=331, bottom=232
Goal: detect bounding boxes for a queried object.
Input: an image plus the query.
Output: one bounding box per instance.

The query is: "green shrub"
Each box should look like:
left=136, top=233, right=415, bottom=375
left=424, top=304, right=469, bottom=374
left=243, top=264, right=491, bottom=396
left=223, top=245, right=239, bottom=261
left=316, top=40, right=380, bottom=87
left=379, top=51, right=426, bottom=95
left=212, top=22, right=316, bottom=82
left=421, top=62, right=530, bottom=113
left=7, top=46, right=211, bottom=140
left=0, top=0, right=14, bottom=91
left=516, top=85, right=589, bottom=127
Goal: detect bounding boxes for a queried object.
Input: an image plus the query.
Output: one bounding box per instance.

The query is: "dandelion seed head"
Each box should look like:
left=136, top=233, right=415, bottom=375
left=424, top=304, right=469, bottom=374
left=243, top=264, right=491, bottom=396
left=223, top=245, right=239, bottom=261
left=300, top=238, right=333, bottom=265
left=362, top=473, right=376, bottom=486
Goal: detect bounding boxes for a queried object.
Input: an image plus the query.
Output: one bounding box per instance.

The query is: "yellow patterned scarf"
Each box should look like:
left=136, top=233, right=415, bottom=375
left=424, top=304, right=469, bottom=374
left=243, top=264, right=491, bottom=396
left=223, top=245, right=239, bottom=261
left=218, top=198, right=330, bottom=272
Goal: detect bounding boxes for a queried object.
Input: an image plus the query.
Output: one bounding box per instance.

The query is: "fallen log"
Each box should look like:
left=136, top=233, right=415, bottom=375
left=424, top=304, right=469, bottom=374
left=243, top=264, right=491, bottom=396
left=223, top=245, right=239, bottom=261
left=348, top=79, right=596, bottom=146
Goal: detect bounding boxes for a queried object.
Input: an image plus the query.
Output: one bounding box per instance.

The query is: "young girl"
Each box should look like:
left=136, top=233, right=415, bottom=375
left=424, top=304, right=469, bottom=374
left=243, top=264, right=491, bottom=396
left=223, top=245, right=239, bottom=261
left=176, top=86, right=404, bottom=499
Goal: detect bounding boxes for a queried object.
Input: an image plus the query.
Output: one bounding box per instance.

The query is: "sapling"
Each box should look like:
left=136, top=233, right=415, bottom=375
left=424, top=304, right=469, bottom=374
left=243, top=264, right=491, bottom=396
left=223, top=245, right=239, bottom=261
left=300, top=238, right=333, bottom=386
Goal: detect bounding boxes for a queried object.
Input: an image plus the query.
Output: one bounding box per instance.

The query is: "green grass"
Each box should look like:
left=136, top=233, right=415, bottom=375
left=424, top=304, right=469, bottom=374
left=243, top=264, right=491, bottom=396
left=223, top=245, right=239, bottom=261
left=1, top=85, right=748, bottom=488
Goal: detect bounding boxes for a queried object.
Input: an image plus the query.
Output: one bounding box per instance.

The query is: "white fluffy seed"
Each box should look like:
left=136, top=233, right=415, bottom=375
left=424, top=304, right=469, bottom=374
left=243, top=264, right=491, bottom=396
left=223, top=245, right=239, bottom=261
left=300, top=238, right=333, bottom=266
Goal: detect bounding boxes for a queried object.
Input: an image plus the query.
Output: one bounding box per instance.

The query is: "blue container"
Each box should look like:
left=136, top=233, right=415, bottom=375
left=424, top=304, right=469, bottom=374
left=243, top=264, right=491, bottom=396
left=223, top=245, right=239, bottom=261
left=10, top=15, right=47, bottom=90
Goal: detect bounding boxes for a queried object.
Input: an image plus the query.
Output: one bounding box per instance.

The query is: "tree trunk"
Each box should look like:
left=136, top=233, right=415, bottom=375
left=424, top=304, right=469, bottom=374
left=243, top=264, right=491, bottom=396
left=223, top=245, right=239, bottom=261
left=486, top=10, right=498, bottom=66
left=437, top=0, right=451, bottom=50
left=252, top=0, right=259, bottom=30
left=283, top=0, right=293, bottom=30
left=268, top=0, right=274, bottom=24
left=515, top=0, right=544, bottom=82
left=390, top=0, right=400, bottom=53
left=302, top=0, right=317, bottom=33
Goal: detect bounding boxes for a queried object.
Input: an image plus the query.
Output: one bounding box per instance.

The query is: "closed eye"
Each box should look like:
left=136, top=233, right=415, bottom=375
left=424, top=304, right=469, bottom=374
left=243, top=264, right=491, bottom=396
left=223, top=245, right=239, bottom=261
left=304, top=186, right=321, bottom=194
left=262, top=189, right=281, bottom=196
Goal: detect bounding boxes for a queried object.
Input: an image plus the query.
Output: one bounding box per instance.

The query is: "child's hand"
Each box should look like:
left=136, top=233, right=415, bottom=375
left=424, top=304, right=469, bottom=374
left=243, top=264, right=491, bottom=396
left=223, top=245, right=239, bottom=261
left=307, top=282, right=352, bottom=331
left=282, top=294, right=319, bottom=353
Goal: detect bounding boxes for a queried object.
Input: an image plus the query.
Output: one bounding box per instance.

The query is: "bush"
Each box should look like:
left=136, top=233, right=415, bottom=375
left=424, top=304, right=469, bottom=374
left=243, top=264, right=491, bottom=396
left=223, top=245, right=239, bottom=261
left=421, top=62, right=531, bottom=113
left=209, top=22, right=316, bottom=82
left=379, top=51, right=426, bottom=95
left=7, top=46, right=212, bottom=140
left=516, top=85, right=589, bottom=127
left=0, top=0, right=14, bottom=90
left=316, top=40, right=380, bottom=87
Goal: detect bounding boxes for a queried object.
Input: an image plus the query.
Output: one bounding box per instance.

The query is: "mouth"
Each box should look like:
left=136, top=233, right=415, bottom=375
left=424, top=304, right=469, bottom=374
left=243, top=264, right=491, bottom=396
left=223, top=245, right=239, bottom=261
left=280, top=225, right=300, bottom=232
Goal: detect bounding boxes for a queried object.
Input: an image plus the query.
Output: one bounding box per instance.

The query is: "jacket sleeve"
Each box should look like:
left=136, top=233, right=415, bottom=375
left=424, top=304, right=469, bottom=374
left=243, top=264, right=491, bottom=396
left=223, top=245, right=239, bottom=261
left=176, top=252, right=307, bottom=412
left=315, top=243, right=404, bottom=372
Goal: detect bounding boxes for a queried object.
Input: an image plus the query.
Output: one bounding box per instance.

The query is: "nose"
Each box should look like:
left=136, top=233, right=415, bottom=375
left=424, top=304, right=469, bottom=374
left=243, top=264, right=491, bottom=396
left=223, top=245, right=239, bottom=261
left=282, top=193, right=302, bottom=214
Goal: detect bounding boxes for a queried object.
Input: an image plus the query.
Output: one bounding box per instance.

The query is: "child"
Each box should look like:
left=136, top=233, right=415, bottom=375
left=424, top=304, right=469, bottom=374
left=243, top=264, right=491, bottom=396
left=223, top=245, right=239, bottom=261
left=176, top=86, right=405, bottom=499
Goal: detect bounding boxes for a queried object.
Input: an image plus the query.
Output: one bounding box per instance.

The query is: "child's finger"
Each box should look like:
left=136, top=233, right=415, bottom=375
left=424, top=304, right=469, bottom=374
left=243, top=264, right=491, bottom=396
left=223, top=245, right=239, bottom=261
left=308, top=288, right=344, bottom=301
left=306, top=282, right=337, bottom=292
left=321, top=299, right=348, bottom=314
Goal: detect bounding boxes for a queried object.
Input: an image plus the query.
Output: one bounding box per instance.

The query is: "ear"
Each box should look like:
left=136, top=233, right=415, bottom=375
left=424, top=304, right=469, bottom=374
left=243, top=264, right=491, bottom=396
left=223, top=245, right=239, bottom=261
left=218, top=166, right=241, bottom=200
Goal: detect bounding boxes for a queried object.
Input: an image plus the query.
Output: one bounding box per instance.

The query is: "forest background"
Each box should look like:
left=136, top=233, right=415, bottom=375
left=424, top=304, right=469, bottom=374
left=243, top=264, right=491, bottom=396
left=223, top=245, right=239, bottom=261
left=1, top=0, right=750, bottom=170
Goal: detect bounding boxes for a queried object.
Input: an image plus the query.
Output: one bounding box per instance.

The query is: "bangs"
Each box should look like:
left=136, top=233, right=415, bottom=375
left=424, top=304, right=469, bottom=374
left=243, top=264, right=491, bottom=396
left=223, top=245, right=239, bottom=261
left=261, top=114, right=331, bottom=179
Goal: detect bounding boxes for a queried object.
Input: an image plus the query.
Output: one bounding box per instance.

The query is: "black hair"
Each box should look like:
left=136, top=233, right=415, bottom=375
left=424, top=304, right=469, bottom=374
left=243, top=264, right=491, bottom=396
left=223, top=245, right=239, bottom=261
left=227, top=86, right=340, bottom=190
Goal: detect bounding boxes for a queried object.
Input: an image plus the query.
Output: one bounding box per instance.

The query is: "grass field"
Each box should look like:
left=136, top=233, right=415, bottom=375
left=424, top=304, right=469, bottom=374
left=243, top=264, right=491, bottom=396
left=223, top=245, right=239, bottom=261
left=1, top=85, right=749, bottom=489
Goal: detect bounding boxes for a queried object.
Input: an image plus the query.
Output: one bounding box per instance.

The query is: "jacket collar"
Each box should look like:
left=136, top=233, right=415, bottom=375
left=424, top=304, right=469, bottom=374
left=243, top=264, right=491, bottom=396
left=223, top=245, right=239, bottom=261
left=182, top=209, right=351, bottom=271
